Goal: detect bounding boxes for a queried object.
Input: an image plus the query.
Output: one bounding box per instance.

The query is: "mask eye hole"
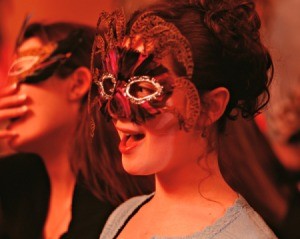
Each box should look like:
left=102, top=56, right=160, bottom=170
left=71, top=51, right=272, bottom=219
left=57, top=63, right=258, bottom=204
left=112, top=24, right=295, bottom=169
left=8, top=56, right=40, bottom=78
left=102, top=74, right=116, bottom=94
left=96, top=73, right=116, bottom=100
left=126, top=76, right=163, bottom=104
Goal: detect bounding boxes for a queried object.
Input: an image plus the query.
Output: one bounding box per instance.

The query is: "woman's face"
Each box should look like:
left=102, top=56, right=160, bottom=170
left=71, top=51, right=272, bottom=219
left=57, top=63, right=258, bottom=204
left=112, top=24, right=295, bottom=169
left=113, top=81, right=204, bottom=176
left=92, top=27, right=203, bottom=176
left=6, top=37, right=79, bottom=152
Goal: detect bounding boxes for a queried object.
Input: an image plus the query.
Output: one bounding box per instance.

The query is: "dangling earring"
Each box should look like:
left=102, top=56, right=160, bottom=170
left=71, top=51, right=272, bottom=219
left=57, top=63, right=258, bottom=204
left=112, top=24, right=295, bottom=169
left=90, top=117, right=95, bottom=138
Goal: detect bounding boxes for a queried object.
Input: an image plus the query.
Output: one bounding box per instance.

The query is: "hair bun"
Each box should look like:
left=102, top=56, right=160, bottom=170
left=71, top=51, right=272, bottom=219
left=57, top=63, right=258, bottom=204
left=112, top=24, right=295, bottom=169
left=188, top=0, right=272, bottom=120
left=190, top=0, right=261, bottom=53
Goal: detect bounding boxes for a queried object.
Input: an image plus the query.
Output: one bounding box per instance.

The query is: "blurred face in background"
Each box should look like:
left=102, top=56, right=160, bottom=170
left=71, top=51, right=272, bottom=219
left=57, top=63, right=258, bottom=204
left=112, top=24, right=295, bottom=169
left=7, top=37, right=79, bottom=153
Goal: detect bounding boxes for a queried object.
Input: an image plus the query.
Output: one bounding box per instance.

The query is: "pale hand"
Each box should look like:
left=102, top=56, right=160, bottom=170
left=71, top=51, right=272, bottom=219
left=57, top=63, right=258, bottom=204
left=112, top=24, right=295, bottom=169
left=0, top=84, right=28, bottom=139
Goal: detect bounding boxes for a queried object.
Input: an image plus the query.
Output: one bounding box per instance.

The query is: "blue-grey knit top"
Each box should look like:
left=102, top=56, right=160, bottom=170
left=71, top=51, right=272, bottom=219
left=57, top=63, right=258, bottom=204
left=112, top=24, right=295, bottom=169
left=100, top=194, right=277, bottom=239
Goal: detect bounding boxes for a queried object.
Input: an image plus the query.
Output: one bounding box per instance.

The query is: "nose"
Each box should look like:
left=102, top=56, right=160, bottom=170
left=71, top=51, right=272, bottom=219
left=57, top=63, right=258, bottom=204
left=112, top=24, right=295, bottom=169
left=107, top=89, right=132, bottom=120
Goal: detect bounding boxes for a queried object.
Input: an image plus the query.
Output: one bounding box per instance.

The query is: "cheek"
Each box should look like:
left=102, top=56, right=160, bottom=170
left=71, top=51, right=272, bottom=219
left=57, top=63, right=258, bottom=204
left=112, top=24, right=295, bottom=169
left=132, top=133, right=177, bottom=174
left=143, top=108, right=197, bottom=166
left=166, top=88, right=188, bottom=115
left=28, top=90, right=60, bottom=113
left=21, top=85, right=72, bottom=127
left=164, top=86, right=201, bottom=131
left=164, top=76, right=203, bottom=130
left=145, top=112, right=179, bottom=135
left=143, top=88, right=193, bottom=134
left=143, top=128, right=196, bottom=173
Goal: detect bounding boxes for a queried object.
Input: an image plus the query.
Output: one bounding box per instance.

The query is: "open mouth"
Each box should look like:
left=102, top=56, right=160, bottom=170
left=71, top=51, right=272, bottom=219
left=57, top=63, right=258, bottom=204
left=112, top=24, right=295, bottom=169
left=125, top=133, right=145, bottom=145
left=10, top=116, right=22, bottom=123
left=119, top=132, right=145, bottom=153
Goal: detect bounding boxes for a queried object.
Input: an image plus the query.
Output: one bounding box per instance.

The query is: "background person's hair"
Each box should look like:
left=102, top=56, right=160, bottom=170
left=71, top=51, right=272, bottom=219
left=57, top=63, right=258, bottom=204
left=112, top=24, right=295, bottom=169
left=22, top=22, right=153, bottom=205
left=23, top=22, right=95, bottom=79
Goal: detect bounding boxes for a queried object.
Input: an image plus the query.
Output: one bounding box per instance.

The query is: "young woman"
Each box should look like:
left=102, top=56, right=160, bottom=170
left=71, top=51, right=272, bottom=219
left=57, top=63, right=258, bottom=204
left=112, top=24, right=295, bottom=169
left=89, top=0, right=277, bottom=238
left=0, top=22, right=152, bottom=239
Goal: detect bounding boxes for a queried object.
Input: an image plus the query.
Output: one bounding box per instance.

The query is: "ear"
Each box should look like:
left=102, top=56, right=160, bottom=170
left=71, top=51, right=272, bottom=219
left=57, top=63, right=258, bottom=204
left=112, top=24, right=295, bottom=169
left=198, top=87, right=230, bottom=126
left=67, top=67, right=91, bottom=101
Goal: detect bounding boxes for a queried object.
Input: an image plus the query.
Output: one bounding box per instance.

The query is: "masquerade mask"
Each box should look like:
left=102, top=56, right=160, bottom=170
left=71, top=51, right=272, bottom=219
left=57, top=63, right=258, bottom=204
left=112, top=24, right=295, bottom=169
left=96, top=73, right=164, bottom=104
left=8, top=29, right=84, bottom=84
left=90, top=10, right=200, bottom=133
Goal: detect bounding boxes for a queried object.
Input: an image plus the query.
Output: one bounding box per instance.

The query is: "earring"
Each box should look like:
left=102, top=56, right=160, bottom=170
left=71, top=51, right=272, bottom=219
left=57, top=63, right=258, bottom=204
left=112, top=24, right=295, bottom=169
left=90, top=118, right=95, bottom=138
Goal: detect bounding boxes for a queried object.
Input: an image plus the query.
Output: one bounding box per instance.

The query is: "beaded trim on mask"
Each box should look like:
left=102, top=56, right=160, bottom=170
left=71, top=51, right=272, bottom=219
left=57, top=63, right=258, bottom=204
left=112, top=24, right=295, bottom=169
left=8, top=43, right=58, bottom=83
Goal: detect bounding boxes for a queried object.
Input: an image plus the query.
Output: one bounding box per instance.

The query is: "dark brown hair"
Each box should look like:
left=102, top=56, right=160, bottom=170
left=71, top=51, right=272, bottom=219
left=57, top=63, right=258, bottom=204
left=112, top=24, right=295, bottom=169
left=23, top=22, right=94, bottom=79
left=128, top=0, right=273, bottom=132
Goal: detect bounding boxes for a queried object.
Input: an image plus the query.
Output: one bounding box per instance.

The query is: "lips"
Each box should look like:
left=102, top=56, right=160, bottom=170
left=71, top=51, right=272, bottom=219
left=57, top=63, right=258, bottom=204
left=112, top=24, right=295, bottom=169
left=10, top=116, right=22, bottom=123
left=7, top=113, right=29, bottom=129
left=119, top=131, right=145, bottom=154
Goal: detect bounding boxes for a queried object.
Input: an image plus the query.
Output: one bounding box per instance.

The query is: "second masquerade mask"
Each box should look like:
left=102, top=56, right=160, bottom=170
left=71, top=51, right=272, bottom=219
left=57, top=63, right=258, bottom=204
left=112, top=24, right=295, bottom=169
left=8, top=30, right=84, bottom=84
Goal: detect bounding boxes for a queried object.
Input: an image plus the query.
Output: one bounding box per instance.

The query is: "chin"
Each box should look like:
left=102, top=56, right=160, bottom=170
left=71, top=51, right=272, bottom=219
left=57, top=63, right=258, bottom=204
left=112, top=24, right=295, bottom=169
left=122, top=155, right=157, bottom=176
left=8, top=135, right=35, bottom=153
left=7, top=135, right=21, bottom=149
left=122, top=161, right=143, bottom=175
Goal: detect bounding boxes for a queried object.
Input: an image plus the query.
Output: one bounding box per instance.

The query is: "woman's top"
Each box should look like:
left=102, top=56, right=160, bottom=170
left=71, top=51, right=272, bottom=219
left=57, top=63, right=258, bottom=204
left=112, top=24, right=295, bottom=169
left=100, top=194, right=278, bottom=239
left=0, top=153, right=115, bottom=239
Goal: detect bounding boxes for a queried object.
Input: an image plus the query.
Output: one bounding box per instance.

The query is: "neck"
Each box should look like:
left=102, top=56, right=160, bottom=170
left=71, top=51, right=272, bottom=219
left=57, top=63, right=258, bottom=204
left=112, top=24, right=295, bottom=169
left=153, top=151, right=237, bottom=206
left=36, top=130, right=76, bottom=191
left=42, top=148, right=75, bottom=189
left=42, top=135, right=76, bottom=239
